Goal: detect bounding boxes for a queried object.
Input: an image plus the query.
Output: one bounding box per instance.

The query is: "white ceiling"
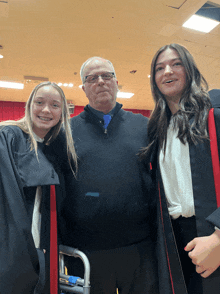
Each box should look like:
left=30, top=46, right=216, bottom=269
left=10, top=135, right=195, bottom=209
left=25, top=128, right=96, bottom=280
left=0, top=0, right=220, bottom=110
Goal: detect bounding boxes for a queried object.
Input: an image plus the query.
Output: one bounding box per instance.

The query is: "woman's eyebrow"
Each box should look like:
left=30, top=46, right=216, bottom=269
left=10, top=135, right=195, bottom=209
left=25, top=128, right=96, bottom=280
left=156, top=58, right=181, bottom=66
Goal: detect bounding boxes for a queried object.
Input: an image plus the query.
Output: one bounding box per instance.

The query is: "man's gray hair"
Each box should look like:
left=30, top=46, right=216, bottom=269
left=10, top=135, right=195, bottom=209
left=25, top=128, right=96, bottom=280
left=80, top=57, right=117, bottom=83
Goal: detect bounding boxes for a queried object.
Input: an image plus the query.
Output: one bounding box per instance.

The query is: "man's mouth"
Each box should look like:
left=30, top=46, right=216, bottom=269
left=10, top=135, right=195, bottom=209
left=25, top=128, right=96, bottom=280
left=97, top=89, right=108, bottom=93
left=98, top=91, right=107, bottom=94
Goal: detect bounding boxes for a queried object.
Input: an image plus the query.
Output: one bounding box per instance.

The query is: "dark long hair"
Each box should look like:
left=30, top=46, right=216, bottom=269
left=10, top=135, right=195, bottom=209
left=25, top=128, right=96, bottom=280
left=140, top=43, right=212, bottom=160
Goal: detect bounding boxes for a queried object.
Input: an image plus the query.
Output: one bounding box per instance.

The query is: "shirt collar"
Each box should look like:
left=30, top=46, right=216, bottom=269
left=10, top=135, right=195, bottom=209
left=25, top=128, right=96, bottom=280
left=33, top=132, right=44, bottom=143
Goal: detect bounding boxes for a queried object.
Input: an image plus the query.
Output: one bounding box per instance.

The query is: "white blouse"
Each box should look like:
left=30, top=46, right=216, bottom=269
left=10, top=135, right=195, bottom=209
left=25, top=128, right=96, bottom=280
left=31, top=133, right=44, bottom=248
left=159, top=117, right=195, bottom=219
left=31, top=186, right=42, bottom=248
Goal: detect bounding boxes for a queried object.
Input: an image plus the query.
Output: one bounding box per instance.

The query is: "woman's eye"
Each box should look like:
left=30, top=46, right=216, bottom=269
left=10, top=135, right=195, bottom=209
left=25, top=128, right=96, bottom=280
left=156, top=67, right=163, bottom=72
left=173, top=62, right=182, bottom=66
left=53, top=104, right=60, bottom=108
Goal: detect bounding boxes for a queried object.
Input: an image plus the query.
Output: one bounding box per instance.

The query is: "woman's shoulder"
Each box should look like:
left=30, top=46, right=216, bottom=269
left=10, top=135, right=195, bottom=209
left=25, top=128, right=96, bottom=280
left=0, top=125, right=29, bottom=149
left=213, top=108, right=220, bottom=128
left=214, top=108, right=220, bottom=117
left=0, top=124, right=25, bottom=136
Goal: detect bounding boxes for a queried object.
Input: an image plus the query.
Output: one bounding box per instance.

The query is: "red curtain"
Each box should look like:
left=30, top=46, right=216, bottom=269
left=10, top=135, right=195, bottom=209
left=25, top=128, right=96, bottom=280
left=70, top=106, right=84, bottom=117
left=0, top=102, right=151, bottom=121
left=0, top=101, right=25, bottom=121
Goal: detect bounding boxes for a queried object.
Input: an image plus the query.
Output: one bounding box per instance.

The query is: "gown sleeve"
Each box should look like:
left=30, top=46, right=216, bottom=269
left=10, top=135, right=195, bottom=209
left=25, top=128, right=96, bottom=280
left=0, top=128, right=41, bottom=294
left=206, top=108, right=220, bottom=229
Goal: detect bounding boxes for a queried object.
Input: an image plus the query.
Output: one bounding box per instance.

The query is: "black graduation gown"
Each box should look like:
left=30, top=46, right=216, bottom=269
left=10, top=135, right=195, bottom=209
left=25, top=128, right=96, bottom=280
left=0, top=126, right=59, bottom=294
left=150, top=108, right=220, bottom=294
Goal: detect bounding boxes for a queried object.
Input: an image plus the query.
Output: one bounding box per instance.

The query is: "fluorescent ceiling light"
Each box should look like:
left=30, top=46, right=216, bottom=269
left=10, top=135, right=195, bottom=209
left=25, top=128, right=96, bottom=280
left=0, top=55, right=3, bottom=59
left=0, top=81, right=24, bottom=89
left=183, top=14, right=219, bottom=33
left=79, top=85, right=83, bottom=88
left=117, top=92, right=134, bottom=98
left=58, top=82, right=74, bottom=87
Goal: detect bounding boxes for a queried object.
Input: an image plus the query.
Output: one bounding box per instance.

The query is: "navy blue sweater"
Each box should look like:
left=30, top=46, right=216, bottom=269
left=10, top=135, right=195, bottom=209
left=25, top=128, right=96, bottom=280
left=58, top=103, right=156, bottom=250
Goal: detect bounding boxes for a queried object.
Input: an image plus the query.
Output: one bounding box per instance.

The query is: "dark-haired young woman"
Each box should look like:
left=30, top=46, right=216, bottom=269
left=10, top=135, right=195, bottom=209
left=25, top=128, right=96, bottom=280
left=140, top=43, right=220, bottom=294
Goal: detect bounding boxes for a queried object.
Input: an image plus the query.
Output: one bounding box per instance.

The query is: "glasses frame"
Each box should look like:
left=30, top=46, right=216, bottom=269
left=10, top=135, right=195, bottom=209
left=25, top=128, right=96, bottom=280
left=84, top=72, right=115, bottom=84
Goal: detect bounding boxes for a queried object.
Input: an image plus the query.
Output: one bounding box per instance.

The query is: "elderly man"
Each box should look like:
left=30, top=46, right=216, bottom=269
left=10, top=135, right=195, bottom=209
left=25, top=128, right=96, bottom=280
left=56, top=57, right=158, bottom=294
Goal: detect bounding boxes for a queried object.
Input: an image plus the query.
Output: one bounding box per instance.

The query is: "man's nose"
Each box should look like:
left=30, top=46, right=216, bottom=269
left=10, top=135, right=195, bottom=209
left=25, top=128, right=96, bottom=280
left=97, top=75, right=105, bottom=84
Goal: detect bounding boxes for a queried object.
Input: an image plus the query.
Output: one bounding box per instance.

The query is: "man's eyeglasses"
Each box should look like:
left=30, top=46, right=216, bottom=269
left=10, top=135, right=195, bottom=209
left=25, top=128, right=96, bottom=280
left=84, top=72, right=115, bottom=84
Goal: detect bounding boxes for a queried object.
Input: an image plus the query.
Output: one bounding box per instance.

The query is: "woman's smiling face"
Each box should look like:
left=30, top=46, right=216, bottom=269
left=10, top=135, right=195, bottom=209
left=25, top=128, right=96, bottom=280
left=155, top=48, right=187, bottom=105
left=31, top=85, right=62, bottom=138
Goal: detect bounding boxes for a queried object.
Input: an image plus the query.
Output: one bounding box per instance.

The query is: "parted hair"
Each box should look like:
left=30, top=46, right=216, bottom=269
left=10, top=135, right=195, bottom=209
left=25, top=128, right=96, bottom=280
left=140, top=43, right=212, bottom=160
left=0, top=81, right=77, bottom=174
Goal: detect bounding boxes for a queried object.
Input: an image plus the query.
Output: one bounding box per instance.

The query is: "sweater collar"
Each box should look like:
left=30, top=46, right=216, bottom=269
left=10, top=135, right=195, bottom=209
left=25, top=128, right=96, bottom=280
left=83, top=102, right=123, bottom=121
left=87, top=104, right=117, bottom=120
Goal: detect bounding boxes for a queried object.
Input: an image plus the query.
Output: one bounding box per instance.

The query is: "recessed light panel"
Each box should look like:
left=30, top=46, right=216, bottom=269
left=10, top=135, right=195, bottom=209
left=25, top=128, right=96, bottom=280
left=0, top=81, right=24, bottom=89
left=183, top=14, right=219, bottom=33
left=117, top=92, right=134, bottom=98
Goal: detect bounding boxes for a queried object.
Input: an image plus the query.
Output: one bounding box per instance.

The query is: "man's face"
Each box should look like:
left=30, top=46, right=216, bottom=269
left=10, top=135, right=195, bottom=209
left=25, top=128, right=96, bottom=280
left=82, top=58, right=118, bottom=113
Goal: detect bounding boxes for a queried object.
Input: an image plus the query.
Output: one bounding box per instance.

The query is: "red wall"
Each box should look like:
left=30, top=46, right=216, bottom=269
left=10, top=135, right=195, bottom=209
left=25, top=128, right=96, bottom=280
left=0, top=101, right=151, bottom=121
left=0, top=101, right=26, bottom=121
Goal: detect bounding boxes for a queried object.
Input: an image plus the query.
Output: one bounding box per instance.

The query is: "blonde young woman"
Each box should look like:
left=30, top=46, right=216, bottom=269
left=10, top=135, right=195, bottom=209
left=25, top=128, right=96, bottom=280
left=0, top=82, right=77, bottom=294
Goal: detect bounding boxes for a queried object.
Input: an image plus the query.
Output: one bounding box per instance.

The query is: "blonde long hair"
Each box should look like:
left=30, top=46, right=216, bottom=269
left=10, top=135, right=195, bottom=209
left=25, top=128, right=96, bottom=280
left=0, top=81, right=77, bottom=174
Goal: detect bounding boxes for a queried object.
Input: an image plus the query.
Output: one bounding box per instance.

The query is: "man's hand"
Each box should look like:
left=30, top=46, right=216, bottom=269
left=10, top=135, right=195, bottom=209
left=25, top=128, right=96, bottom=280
left=184, top=230, right=220, bottom=278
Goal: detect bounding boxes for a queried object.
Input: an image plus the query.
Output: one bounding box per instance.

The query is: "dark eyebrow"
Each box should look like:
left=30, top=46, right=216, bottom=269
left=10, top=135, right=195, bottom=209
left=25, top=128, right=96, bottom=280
left=156, top=58, right=181, bottom=67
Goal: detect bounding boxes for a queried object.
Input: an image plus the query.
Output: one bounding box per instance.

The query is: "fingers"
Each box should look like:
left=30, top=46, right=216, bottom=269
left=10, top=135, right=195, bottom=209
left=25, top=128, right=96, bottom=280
left=199, top=268, right=213, bottom=278
left=189, top=256, right=197, bottom=265
left=184, top=238, right=196, bottom=252
left=196, top=265, right=215, bottom=278
left=196, top=265, right=205, bottom=274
